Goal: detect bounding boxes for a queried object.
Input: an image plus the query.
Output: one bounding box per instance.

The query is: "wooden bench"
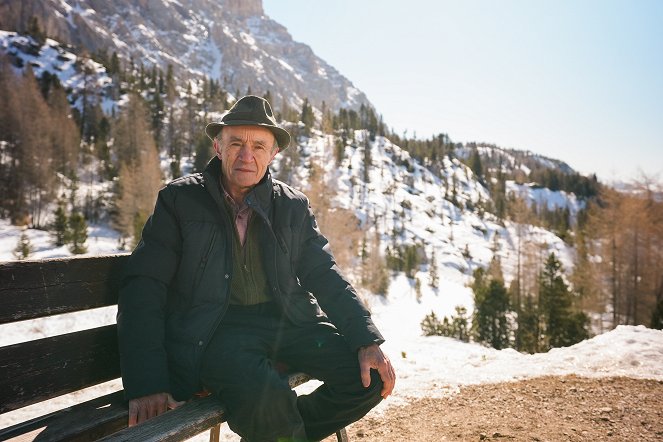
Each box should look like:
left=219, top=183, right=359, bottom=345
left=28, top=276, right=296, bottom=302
left=0, top=254, right=348, bottom=441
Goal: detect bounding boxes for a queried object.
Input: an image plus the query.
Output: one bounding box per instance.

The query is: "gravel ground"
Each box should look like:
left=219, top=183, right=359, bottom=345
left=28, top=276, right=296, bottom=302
left=327, top=375, right=663, bottom=441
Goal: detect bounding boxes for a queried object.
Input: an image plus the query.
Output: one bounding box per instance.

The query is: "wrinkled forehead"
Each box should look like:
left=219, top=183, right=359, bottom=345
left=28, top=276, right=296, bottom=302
left=219, top=125, right=276, bottom=145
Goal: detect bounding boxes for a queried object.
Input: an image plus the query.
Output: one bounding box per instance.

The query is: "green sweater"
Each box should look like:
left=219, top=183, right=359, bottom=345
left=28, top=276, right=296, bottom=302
left=223, top=198, right=271, bottom=306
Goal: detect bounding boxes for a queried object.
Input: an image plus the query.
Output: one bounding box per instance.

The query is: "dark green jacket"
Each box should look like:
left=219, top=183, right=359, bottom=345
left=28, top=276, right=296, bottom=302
left=117, top=157, right=384, bottom=401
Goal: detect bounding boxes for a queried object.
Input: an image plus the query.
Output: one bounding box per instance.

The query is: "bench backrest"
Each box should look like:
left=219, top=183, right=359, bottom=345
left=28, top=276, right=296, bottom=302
left=0, top=254, right=130, bottom=414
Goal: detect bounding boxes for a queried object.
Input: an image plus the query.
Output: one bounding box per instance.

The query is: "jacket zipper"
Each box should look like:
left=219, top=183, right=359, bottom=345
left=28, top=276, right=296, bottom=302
left=197, top=224, right=233, bottom=371
left=192, top=230, right=217, bottom=293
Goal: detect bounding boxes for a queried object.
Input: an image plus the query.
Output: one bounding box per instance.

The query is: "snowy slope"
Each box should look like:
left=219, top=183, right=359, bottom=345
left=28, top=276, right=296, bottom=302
left=0, top=31, right=117, bottom=113
left=506, top=180, right=586, bottom=220
left=275, top=130, right=575, bottom=305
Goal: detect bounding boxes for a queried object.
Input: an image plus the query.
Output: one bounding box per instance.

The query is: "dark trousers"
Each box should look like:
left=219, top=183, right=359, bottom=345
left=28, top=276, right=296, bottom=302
left=199, top=303, right=383, bottom=442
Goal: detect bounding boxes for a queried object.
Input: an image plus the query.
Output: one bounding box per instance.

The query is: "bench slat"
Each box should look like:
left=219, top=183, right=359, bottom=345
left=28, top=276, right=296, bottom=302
left=0, top=325, right=120, bottom=413
left=0, top=392, right=225, bottom=442
left=98, top=395, right=225, bottom=442
left=0, top=391, right=126, bottom=442
left=0, top=255, right=128, bottom=324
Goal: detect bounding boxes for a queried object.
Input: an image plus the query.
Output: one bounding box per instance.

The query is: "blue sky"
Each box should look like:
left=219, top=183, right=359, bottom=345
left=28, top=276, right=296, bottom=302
left=263, top=0, right=663, bottom=183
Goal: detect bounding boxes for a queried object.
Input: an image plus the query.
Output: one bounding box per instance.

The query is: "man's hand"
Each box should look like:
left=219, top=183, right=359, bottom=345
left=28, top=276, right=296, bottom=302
left=128, top=392, right=184, bottom=427
left=358, top=344, right=396, bottom=399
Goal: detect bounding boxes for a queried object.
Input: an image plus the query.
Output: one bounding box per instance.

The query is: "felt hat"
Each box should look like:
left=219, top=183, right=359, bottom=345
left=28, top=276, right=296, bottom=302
left=204, top=95, right=291, bottom=149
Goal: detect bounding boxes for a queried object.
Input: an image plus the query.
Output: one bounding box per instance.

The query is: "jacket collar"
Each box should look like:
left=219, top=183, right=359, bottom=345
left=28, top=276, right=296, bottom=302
left=203, top=156, right=274, bottom=222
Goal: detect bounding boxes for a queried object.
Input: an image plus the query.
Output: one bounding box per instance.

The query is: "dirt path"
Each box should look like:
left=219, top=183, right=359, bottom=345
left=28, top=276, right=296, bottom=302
left=331, top=376, right=663, bottom=441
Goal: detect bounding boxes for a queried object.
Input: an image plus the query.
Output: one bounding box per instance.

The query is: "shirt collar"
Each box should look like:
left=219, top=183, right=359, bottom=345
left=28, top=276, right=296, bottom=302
left=219, top=175, right=250, bottom=214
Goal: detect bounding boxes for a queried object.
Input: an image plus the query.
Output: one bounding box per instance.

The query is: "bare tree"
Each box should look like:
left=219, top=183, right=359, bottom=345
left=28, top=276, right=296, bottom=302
left=112, top=94, right=162, bottom=246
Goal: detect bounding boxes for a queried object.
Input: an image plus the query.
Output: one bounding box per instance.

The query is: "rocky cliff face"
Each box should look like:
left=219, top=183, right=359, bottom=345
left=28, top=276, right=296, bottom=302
left=0, top=0, right=369, bottom=111
left=222, top=0, right=264, bottom=17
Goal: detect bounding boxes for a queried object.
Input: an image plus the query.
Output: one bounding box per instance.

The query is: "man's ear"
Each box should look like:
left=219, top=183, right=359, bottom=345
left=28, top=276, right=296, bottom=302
left=269, top=148, right=280, bottom=163
left=213, top=138, right=222, bottom=159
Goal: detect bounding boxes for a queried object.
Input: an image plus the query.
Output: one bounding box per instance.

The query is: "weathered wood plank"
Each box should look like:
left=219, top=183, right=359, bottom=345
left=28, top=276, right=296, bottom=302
left=0, top=391, right=127, bottom=442
left=98, top=395, right=225, bottom=442
left=0, top=254, right=129, bottom=324
left=0, top=325, right=120, bottom=413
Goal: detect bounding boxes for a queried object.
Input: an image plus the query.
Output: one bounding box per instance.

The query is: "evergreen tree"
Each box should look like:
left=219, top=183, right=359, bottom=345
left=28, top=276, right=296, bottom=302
left=68, top=211, right=88, bottom=254
left=194, top=136, right=214, bottom=172
left=334, top=135, right=346, bottom=166
left=300, top=97, right=315, bottom=131
left=469, top=147, right=483, bottom=182
left=429, top=249, right=439, bottom=289
left=471, top=266, right=512, bottom=349
left=421, top=311, right=443, bottom=336
left=420, top=306, right=470, bottom=342
left=403, top=243, right=422, bottom=278
left=52, top=200, right=69, bottom=247
left=451, top=305, right=470, bottom=342
left=539, top=253, right=589, bottom=350
left=362, top=135, right=372, bottom=183
left=517, top=294, right=540, bottom=353
left=13, top=229, right=33, bottom=260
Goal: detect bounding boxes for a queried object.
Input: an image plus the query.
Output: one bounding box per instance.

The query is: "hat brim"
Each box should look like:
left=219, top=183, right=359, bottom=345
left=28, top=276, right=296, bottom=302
left=205, top=121, right=291, bottom=150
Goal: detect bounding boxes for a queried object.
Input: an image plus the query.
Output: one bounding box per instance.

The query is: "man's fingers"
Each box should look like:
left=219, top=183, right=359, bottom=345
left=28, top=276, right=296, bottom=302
left=128, top=393, right=172, bottom=427
left=376, top=358, right=395, bottom=398
left=137, top=404, right=148, bottom=425
left=381, top=361, right=396, bottom=398
left=128, top=401, right=138, bottom=427
left=155, top=398, right=167, bottom=417
left=360, top=361, right=372, bottom=388
left=358, top=344, right=397, bottom=398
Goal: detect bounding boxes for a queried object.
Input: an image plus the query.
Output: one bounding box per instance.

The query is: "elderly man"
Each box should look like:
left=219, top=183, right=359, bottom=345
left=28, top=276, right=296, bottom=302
left=117, top=95, right=395, bottom=441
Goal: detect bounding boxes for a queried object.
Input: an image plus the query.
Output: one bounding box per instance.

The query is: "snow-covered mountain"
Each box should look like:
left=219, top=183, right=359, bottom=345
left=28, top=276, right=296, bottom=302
left=0, top=0, right=369, bottom=111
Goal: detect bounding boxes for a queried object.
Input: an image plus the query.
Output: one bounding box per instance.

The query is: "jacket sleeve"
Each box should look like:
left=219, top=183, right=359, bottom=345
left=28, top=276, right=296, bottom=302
left=296, top=202, right=384, bottom=351
left=117, top=186, right=181, bottom=400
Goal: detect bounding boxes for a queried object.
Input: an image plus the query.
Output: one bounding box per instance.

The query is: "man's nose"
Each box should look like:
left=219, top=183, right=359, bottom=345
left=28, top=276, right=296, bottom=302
left=237, top=145, right=253, bottom=161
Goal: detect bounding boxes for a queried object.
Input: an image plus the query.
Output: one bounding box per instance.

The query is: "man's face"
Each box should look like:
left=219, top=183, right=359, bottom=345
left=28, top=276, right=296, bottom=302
left=214, top=125, right=279, bottom=197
